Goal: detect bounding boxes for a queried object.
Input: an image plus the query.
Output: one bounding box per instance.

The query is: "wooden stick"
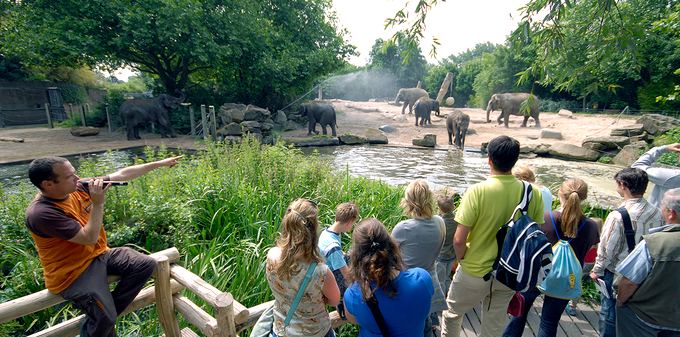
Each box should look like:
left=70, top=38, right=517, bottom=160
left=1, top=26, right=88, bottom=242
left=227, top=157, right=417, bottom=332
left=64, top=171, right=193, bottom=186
left=214, top=292, right=236, bottom=337
left=44, top=104, right=53, bottom=129
left=155, top=256, right=181, bottom=337
left=173, top=295, right=218, bottom=337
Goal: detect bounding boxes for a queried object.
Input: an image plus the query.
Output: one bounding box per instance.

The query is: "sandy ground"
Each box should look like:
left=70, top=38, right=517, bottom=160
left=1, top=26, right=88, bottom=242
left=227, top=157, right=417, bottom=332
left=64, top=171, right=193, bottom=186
left=0, top=100, right=637, bottom=164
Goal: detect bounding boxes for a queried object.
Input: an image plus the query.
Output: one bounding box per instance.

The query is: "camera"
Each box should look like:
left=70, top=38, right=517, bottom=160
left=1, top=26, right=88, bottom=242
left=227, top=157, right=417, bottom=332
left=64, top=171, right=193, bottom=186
left=80, top=181, right=128, bottom=186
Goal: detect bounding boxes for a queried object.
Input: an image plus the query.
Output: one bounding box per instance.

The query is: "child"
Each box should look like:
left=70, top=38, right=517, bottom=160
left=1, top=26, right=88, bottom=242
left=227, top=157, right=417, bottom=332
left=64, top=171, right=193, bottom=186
left=318, top=202, right=359, bottom=320
left=513, top=164, right=554, bottom=213
left=434, top=194, right=457, bottom=301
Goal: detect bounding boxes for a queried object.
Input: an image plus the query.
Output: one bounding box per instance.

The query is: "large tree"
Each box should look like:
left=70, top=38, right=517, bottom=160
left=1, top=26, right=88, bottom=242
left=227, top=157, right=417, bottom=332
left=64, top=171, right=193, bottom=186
left=368, top=35, right=427, bottom=89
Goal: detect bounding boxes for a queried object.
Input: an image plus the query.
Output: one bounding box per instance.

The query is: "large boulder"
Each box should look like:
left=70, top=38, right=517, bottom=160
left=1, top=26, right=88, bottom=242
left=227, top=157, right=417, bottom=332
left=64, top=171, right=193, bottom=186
left=365, top=128, right=388, bottom=144
left=548, top=143, right=599, bottom=161
left=274, top=110, right=287, bottom=125
left=285, top=120, right=302, bottom=131
left=534, top=144, right=551, bottom=156
left=412, top=134, right=436, bottom=148
left=582, top=136, right=630, bottom=151
left=240, top=121, right=261, bottom=133
left=379, top=124, right=396, bottom=133
left=218, top=103, right=247, bottom=125
left=610, top=124, right=644, bottom=137
left=636, top=114, right=680, bottom=135
left=243, top=105, right=271, bottom=121
left=540, top=129, right=563, bottom=140
left=217, top=122, right=242, bottom=136
left=558, top=109, right=574, bottom=118
left=70, top=127, right=100, bottom=137
left=230, top=109, right=246, bottom=123
left=613, top=142, right=648, bottom=166
left=339, top=134, right=368, bottom=145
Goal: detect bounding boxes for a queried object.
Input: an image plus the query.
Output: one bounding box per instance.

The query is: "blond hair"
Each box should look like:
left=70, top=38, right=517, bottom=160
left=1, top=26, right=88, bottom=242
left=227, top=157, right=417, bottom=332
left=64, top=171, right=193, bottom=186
left=437, top=194, right=455, bottom=214
left=336, top=202, right=359, bottom=223
left=558, top=178, right=588, bottom=238
left=400, top=179, right=434, bottom=219
left=272, top=199, right=323, bottom=280
left=512, top=165, right=536, bottom=183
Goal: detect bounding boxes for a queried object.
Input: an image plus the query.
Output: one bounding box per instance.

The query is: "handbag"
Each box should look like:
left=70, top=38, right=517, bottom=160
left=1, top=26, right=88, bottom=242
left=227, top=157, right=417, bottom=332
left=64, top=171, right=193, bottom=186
left=250, top=262, right=318, bottom=337
left=506, top=291, right=525, bottom=317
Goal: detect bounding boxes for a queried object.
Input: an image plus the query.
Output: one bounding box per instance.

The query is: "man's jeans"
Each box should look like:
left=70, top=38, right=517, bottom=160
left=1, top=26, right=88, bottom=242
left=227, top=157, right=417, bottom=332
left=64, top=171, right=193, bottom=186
left=599, top=269, right=617, bottom=337
left=503, top=287, right=569, bottom=337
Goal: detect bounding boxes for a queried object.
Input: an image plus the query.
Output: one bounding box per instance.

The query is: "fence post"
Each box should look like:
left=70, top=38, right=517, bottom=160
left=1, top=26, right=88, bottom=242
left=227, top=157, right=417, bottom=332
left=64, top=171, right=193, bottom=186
left=209, top=105, right=217, bottom=141
left=44, top=104, right=53, bottom=129
left=68, top=103, right=73, bottom=120
left=154, top=256, right=182, bottom=337
left=105, top=103, right=112, bottom=133
left=79, top=105, right=87, bottom=127
left=201, top=105, right=208, bottom=140
left=188, top=104, right=196, bottom=136
left=214, top=293, right=237, bottom=337
left=0, top=106, right=4, bottom=128
left=318, top=85, right=323, bottom=100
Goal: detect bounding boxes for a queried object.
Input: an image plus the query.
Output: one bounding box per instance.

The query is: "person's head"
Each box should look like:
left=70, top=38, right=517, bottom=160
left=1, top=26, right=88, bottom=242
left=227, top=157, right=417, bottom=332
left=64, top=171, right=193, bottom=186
left=437, top=194, right=455, bottom=214
left=274, top=198, right=322, bottom=279
left=335, top=202, right=359, bottom=231
left=487, top=136, right=520, bottom=173
left=512, top=165, right=536, bottom=183
left=28, top=157, right=79, bottom=196
left=349, top=218, right=404, bottom=300
left=660, top=188, right=680, bottom=224
left=400, top=179, right=434, bottom=219
left=558, top=178, right=588, bottom=238
left=614, top=168, right=648, bottom=197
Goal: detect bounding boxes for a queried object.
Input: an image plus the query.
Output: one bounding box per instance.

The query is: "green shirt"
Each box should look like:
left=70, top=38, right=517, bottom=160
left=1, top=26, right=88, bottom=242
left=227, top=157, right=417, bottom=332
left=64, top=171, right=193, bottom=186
left=454, top=174, right=545, bottom=277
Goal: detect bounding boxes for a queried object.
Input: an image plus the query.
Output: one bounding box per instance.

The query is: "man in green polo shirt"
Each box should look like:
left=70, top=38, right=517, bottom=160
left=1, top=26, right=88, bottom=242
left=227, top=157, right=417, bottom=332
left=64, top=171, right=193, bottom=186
left=440, top=136, right=544, bottom=337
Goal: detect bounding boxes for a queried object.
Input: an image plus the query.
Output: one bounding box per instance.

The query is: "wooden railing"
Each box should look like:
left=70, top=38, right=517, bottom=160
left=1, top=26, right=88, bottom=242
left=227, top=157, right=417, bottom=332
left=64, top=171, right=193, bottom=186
left=0, top=247, right=348, bottom=336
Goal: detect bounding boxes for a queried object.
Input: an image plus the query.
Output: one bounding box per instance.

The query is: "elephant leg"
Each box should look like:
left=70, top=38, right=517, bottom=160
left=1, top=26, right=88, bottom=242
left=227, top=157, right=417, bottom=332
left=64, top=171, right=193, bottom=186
left=134, top=126, right=141, bottom=140
left=401, top=103, right=407, bottom=115
left=321, top=125, right=328, bottom=135
left=415, top=114, right=419, bottom=126
left=521, top=115, right=529, bottom=127
left=448, top=130, right=453, bottom=145
left=408, top=103, right=414, bottom=114
left=126, top=125, right=135, bottom=140
left=331, top=124, right=337, bottom=137
left=497, top=113, right=503, bottom=125
left=460, top=132, right=467, bottom=149
left=534, top=116, right=541, bottom=128
left=503, top=112, right=510, bottom=128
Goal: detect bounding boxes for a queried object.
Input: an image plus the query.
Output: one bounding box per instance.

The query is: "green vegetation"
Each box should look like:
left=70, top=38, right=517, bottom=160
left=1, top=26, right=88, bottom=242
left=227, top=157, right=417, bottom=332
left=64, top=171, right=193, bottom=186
left=598, top=156, right=613, bottom=164
left=653, top=127, right=680, bottom=165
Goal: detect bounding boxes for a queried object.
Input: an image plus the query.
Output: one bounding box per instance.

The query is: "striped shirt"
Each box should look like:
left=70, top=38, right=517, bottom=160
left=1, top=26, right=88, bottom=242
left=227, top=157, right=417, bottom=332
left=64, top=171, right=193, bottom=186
left=592, top=198, right=664, bottom=275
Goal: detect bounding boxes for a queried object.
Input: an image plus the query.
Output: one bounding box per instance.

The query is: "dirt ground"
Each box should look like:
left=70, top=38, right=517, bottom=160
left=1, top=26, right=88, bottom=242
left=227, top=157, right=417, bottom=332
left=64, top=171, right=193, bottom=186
left=0, top=100, right=637, bottom=164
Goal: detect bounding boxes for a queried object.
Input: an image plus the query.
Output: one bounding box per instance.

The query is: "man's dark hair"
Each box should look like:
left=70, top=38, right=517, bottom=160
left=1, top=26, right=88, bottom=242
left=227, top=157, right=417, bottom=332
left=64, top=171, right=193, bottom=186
left=614, top=168, right=649, bottom=196
left=487, top=136, right=520, bottom=173
left=28, top=157, right=68, bottom=189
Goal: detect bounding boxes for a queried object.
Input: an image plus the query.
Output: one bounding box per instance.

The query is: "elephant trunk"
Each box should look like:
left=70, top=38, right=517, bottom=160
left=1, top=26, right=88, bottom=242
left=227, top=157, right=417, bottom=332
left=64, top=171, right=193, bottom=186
left=486, top=105, right=491, bottom=123
left=394, top=93, right=401, bottom=104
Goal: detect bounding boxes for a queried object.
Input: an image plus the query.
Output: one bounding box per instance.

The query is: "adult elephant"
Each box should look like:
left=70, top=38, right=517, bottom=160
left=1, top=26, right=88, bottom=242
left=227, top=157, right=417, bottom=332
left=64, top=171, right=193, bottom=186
left=486, top=93, right=540, bottom=128
left=413, top=97, right=440, bottom=127
left=394, top=87, right=429, bottom=115
left=300, top=102, right=337, bottom=136
left=447, top=109, right=470, bottom=149
left=120, top=92, right=185, bottom=140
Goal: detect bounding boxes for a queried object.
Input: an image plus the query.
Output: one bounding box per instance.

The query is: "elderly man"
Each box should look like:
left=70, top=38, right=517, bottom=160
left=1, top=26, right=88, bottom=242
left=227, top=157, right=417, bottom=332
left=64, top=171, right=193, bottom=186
left=615, top=188, right=680, bottom=337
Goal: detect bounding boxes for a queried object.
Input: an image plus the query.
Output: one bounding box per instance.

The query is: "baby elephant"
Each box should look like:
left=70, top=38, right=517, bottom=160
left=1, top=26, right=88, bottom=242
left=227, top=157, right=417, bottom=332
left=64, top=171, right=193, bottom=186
left=446, top=109, right=470, bottom=149
left=300, top=102, right=337, bottom=136
left=413, top=97, right=440, bottom=127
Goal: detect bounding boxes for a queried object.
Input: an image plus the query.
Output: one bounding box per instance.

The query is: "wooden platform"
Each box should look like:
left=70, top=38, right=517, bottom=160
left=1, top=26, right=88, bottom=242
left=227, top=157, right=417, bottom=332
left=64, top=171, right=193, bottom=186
left=460, top=300, right=601, bottom=337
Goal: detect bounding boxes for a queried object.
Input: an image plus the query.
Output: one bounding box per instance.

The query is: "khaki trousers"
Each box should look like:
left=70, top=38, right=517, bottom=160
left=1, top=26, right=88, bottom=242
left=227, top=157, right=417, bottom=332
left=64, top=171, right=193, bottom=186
left=441, top=267, right=514, bottom=337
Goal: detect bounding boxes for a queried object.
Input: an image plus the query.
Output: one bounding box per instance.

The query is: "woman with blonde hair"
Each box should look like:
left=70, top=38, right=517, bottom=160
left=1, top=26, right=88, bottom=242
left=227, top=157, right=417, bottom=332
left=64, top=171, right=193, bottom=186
left=503, top=178, right=600, bottom=337
left=266, top=199, right=340, bottom=337
left=344, top=218, right=434, bottom=336
left=391, top=179, right=446, bottom=336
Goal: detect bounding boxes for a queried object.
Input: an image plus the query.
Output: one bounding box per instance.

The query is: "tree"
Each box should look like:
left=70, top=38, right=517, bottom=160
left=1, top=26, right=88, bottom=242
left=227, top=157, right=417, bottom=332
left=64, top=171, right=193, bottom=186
left=368, top=35, right=427, bottom=88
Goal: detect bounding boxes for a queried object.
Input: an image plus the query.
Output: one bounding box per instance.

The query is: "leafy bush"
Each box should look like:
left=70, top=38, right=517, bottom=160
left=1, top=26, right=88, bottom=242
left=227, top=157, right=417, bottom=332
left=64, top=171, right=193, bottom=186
left=598, top=156, right=613, bottom=164
left=653, top=127, right=680, bottom=166
left=539, top=99, right=582, bottom=112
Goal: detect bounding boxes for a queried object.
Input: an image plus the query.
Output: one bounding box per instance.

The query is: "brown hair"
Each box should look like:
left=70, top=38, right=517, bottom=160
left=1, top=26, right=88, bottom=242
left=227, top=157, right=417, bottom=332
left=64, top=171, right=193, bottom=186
left=558, top=178, right=588, bottom=238
left=512, top=165, right=536, bottom=183
left=272, top=199, right=323, bottom=280
left=437, top=194, right=455, bottom=214
left=348, top=218, right=405, bottom=300
left=335, top=202, right=359, bottom=223
left=400, top=179, right=434, bottom=219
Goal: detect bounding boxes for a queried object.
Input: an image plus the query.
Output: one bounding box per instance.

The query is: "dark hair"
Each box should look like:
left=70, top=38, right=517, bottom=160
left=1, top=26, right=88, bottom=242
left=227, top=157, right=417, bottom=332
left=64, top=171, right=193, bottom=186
left=348, top=218, right=404, bottom=300
left=614, top=168, right=649, bottom=196
left=487, top=136, right=520, bottom=173
left=28, top=157, right=68, bottom=189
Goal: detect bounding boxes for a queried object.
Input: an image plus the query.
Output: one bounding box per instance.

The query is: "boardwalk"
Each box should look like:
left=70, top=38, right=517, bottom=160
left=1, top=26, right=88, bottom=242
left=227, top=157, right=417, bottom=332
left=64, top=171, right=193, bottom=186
left=461, top=299, right=601, bottom=337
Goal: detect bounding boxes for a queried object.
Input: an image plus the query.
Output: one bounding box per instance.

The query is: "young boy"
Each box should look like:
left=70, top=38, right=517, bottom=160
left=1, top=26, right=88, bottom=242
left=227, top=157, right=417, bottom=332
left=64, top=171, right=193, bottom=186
left=434, top=194, right=457, bottom=300
left=318, top=202, right=359, bottom=320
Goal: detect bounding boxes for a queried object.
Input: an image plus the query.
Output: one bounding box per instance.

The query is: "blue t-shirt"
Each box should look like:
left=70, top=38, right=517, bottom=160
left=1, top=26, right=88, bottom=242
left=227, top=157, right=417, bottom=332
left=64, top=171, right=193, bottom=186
left=344, top=268, right=434, bottom=337
left=318, top=229, right=346, bottom=271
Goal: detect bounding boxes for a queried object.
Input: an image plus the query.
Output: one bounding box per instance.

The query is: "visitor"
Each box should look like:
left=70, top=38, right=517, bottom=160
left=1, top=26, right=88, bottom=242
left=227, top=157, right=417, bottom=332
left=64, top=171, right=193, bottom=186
left=434, top=193, right=458, bottom=306
left=631, top=142, right=680, bottom=209
left=513, top=164, right=553, bottom=213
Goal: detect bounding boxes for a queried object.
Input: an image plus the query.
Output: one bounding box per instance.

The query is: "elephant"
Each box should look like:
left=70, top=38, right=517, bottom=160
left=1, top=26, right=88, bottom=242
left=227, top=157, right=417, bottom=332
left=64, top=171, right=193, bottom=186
left=120, top=92, right=185, bottom=140
left=300, top=102, right=337, bottom=136
left=486, top=93, right=541, bottom=128
left=394, top=87, right=429, bottom=115
left=447, top=109, right=470, bottom=149
left=413, top=97, right=440, bottom=127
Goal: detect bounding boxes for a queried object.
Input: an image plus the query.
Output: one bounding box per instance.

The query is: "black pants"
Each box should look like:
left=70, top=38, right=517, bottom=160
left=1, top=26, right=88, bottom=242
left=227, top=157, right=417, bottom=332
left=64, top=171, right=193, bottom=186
left=60, top=247, right=156, bottom=337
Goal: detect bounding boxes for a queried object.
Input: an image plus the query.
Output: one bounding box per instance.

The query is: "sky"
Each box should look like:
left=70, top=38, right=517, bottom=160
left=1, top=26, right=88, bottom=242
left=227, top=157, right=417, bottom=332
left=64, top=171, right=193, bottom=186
left=332, top=0, right=528, bottom=65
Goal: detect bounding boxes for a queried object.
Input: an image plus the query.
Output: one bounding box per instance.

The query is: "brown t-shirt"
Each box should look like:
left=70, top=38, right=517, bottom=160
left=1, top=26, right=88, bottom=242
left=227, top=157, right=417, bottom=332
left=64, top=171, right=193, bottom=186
left=25, top=182, right=109, bottom=293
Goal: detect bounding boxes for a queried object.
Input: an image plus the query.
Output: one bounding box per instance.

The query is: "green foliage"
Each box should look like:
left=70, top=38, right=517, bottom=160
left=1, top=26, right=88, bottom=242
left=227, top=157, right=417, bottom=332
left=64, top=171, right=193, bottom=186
left=368, top=36, right=428, bottom=89
left=0, top=54, right=29, bottom=81
left=539, top=99, right=581, bottom=113
left=598, top=156, right=613, bottom=164
left=56, top=83, right=88, bottom=104
left=653, top=127, right=680, bottom=166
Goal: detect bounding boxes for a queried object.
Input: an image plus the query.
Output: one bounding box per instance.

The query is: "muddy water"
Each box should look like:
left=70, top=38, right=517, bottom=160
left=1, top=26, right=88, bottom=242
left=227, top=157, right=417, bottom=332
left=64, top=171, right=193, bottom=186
left=307, top=146, right=624, bottom=208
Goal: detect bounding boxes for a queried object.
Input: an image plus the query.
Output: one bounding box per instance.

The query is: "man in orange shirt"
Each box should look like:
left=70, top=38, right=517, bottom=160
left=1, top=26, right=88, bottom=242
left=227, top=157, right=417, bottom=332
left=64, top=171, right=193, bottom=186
left=25, top=155, right=181, bottom=337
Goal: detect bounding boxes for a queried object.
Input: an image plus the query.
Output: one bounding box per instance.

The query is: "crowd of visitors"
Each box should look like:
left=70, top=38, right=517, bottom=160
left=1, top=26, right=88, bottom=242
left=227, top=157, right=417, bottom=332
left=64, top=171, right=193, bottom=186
left=22, top=139, right=680, bottom=337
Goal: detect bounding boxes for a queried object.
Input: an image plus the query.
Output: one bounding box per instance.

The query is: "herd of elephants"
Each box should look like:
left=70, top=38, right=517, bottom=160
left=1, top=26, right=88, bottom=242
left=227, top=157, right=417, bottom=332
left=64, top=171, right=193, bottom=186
left=118, top=87, right=541, bottom=149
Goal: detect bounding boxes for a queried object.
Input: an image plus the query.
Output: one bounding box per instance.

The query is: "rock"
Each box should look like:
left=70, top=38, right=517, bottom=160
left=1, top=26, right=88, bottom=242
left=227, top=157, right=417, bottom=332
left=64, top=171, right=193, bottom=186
left=262, top=134, right=275, bottom=145
left=481, top=142, right=489, bottom=153
left=582, top=136, right=630, bottom=151
left=285, top=121, right=302, bottom=131
left=610, top=124, right=644, bottom=137
left=540, top=129, right=563, bottom=140
left=445, top=97, right=455, bottom=106
left=274, top=111, right=287, bottom=125
left=520, top=144, right=536, bottom=154
left=527, top=134, right=540, bottom=140
left=636, top=114, right=680, bottom=135
left=283, top=137, right=340, bottom=147
left=548, top=143, right=600, bottom=161
left=534, top=144, right=551, bottom=155
left=243, top=105, right=271, bottom=121
left=0, top=136, right=24, bottom=143
left=70, top=127, right=100, bottom=137
left=558, top=109, right=574, bottom=118
left=339, top=134, right=368, bottom=145
left=218, top=122, right=242, bottom=136
left=365, top=128, right=388, bottom=144
left=613, top=142, right=648, bottom=166
left=230, top=109, right=245, bottom=123
left=220, top=103, right=247, bottom=111
left=379, top=124, right=397, bottom=133
left=261, top=122, right=274, bottom=131
left=466, top=128, right=476, bottom=135
left=218, top=103, right=246, bottom=124
left=413, top=134, right=436, bottom=148
left=240, top=121, right=261, bottom=133
left=393, top=114, right=407, bottom=122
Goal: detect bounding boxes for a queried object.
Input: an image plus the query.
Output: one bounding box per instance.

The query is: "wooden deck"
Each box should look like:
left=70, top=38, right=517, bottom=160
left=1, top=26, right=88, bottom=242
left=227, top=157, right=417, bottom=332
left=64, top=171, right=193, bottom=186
left=460, top=299, right=601, bottom=337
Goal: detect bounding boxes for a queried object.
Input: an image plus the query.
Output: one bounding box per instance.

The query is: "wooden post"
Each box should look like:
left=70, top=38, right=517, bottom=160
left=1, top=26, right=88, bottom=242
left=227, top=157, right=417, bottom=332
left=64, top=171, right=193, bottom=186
left=79, top=105, right=87, bottom=127
left=188, top=104, right=195, bottom=136
left=0, top=106, right=4, bottom=128
left=416, top=81, right=422, bottom=89
left=214, top=293, right=237, bottom=337
left=105, top=103, right=112, bottom=133
left=68, top=103, right=73, bottom=119
left=44, top=104, right=53, bottom=129
left=317, top=85, right=323, bottom=100
left=154, top=256, right=181, bottom=337
left=200, top=104, right=208, bottom=140
left=209, top=105, right=217, bottom=141
left=436, top=72, right=454, bottom=104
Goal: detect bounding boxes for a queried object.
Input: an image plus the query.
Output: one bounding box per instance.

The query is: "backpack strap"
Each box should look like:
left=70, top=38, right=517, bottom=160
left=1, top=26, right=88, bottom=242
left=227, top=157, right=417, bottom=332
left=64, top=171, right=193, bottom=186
left=366, top=294, right=391, bottom=337
left=284, top=261, right=317, bottom=328
left=550, top=212, right=589, bottom=243
left=617, top=207, right=636, bottom=253
left=549, top=211, right=561, bottom=241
